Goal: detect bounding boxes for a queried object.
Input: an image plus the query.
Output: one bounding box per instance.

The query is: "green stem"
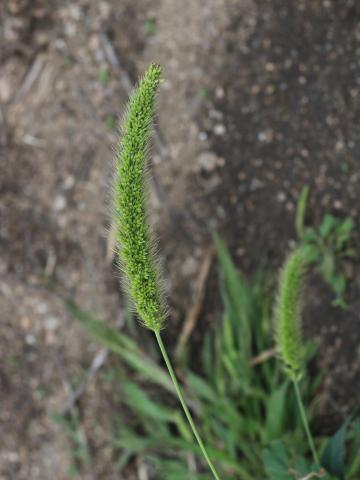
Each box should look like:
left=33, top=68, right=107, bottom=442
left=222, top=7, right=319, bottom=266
left=293, top=380, right=320, bottom=466
left=154, top=331, right=222, bottom=480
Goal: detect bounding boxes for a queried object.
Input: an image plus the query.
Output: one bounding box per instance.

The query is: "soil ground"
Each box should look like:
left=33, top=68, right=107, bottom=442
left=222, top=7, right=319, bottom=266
left=1, top=0, right=359, bottom=478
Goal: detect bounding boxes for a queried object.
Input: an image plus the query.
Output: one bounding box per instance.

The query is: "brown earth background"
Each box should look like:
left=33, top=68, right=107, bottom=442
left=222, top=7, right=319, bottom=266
left=1, top=0, right=360, bottom=478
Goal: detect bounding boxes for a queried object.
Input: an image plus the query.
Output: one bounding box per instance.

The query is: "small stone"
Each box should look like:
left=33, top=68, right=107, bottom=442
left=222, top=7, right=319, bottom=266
left=277, top=191, right=286, bottom=202
left=250, top=178, right=264, bottom=191
left=335, top=140, right=345, bottom=152
left=36, top=302, right=48, bottom=315
left=257, top=129, right=274, bottom=143
left=21, top=317, right=32, bottom=329
left=265, top=62, right=275, bottom=72
left=99, top=1, right=111, bottom=19
left=63, top=175, right=75, bottom=190
left=53, top=195, right=67, bottom=211
left=181, top=256, right=198, bottom=276
left=198, top=131, right=208, bottom=141
left=44, top=316, right=59, bottom=331
left=197, top=152, right=220, bottom=172
left=213, top=124, right=226, bottom=136
left=215, top=86, right=225, bottom=99
left=258, top=131, right=267, bottom=142
left=153, top=154, right=162, bottom=165
left=25, top=334, right=36, bottom=345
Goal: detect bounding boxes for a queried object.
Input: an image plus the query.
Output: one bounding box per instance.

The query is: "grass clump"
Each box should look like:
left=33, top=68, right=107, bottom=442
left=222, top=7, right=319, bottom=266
left=295, top=186, right=356, bottom=309
left=61, top=65, right=359, bottom=480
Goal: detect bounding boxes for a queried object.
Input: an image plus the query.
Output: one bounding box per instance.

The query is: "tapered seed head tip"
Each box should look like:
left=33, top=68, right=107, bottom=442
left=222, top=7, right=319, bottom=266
left=144, top=63, right=162, bottom=85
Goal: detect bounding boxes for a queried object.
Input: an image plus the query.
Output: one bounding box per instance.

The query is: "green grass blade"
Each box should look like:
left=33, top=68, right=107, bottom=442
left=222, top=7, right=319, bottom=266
left=295, top=186, right=309, bottom=240
left=65, top=299, right=175, bottom=394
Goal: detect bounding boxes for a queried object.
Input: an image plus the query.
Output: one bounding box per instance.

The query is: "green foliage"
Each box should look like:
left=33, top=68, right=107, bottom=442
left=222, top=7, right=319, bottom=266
left=66, top=239, right=322, bottom=479
left=295, top=185, right=310, bottom=241
left=347, top=416, right=360, bottom=478
left=322, top=409, right=360, bottom=480
left=97, top=66, right=110, bottom=86
left=144, top=18, right=158, bottom=35
left=52, top=410, right=91, bottom=477
left=322, top=418, right=350, bottom=479
left=263, top=440, right=327, bottom=480
left=105, top=114, right=117, bottom=130
left=63, top=66, right=359, bottom=479
left=199, top=87, right=210, bottom=98
left=65, top=236, right=360, bottom=479
left=275, top=248, right=306, bottom=382
left=113, top=64, right=166, bottom=332
left=295, top=187, right=356, bottom=309
left=64, top=299, right=174, bottom=394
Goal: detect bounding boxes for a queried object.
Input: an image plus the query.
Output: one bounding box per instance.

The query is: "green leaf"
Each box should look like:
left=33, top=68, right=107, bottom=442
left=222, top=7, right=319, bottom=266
left=338, top=218, right=355, bottom=236
left=263, top=441, right=292, bottom=480
left=64, top=299, right=174, bottom=394
left=343, top=248, right=356, bottom=258
left=328, top=275, right=346, bottom=295
left=303, top=227, right=319, bottom=243
left=303, top=244, right=321, bottom=264
left=320, top=252, right=335, bottom=281
left=213, top=232, right=251, bottom=360
left=187, top=372, right=218, bottom=404
left=265, top=382, right=288, bottom=442
left=121, top=382, right=175, bottom=422
left=144, top=18, right=157, bottom=35
left=336, top=218, right=355, bottom=250
left=348, top=418, right=360, bottom=478
left=97, top=67, right=110, bottom=86
left=295, top=186, right=310, bottom=240
left=321, top=417, right=350, bottom=479
left=320, top=214, right=338, bottom=239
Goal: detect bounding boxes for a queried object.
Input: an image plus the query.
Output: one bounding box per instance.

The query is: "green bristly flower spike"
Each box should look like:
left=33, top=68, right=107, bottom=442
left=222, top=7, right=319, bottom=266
left=114, top=63, right=165, bottom=332
left=275, top=247, right=320, bottom=466
left=275, top=247, right=305, bottom=381
left=113, top=64, right=221, bottom=480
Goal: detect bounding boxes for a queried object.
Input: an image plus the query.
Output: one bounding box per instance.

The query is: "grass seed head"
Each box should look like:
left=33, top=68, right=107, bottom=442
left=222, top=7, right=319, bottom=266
left=275, top=247, right=306, bottom=381
left=113, top=64, right=166, bottom=332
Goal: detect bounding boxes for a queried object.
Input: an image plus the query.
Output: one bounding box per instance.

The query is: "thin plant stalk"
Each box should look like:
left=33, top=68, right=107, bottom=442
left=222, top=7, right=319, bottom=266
left=155, top=331, right=221, bottom=480
left=293, top=380, right=320, bottom=466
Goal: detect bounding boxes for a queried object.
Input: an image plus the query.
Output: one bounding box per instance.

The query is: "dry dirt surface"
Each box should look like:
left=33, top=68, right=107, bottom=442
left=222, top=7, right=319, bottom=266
left=1, top=0, right=359, bottom=478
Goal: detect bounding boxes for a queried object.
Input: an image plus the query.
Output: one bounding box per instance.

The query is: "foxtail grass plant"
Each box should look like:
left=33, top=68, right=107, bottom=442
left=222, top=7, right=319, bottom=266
left=113, top=63, right=221, bottom=480
left=275, top=247, right=320, bottom=467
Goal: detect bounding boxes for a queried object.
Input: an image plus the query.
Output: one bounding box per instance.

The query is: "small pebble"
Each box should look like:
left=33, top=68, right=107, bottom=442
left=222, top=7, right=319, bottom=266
left=25, top=334, right=36, bottom=346
left=213, top=124, right=226, bottom=136
left=53, top=195, right=67, bottom=211
left=277, top=191, right=286, bottom=202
